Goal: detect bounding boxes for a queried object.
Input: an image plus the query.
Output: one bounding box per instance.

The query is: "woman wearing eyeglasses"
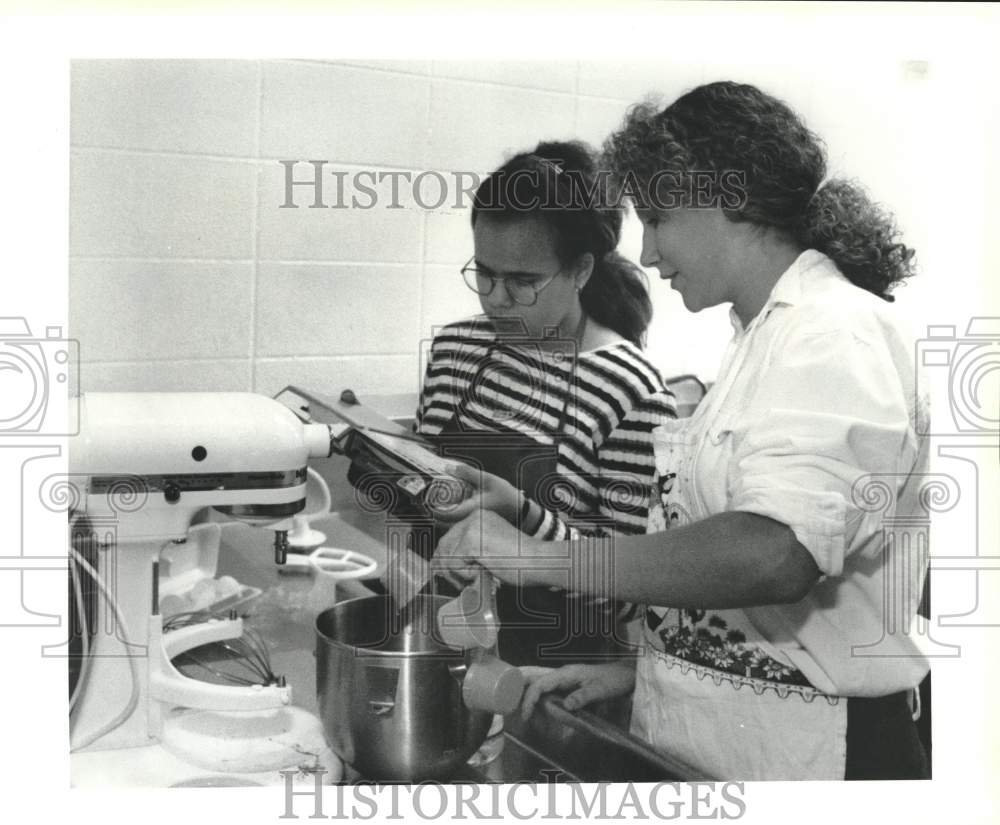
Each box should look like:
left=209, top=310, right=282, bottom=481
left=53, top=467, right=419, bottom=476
left=415, top=140, right=677, bottom=667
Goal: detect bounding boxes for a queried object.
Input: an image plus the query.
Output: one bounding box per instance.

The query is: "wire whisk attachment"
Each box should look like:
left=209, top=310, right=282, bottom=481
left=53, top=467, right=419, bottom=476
left=166, top=612, right=282, bottom=688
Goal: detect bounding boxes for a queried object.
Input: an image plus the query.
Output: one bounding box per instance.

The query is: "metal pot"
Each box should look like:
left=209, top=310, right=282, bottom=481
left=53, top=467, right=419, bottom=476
left=316, top=594, right=512, bottom=781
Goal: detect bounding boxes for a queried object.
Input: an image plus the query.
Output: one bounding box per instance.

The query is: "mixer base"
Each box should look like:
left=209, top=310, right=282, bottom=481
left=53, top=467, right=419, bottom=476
left=71, top=707, right=342, bottom=788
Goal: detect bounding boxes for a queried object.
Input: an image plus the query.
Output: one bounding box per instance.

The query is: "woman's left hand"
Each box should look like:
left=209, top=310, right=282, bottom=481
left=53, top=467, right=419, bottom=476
left=433, top=507, right=538, bottom=586
left=427, top=462, right=522, bottom=524
left=518, top=662, right=637, bottom=720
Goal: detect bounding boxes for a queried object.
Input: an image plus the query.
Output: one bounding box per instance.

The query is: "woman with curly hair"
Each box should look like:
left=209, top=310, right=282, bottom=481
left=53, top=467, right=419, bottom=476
left=435, top=82, right=930, bottom=780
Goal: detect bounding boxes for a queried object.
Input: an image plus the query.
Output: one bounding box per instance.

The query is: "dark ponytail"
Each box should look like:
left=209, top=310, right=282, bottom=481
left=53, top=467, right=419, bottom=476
left=580, top=251, right=652, bottom=346
left=472, top=140, right=653, bottom=346
left=797, top=178, right=915, bottom=302
left=603, top=82, right=916, bottom=301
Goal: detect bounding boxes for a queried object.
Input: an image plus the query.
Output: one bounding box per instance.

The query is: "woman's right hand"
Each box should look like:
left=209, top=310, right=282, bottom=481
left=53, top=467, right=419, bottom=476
left=518, top=661, right=637, bottom=720
left=427, top=462, right=522, bottom=524
left=432, top=506, right=538, bottom=587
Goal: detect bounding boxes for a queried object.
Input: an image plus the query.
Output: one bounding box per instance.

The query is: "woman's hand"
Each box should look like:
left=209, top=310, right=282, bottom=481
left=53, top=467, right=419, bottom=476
left=433, top=507, right=540, bottom=587
left=518, top=661, right=637, bottom=720
left=428, top=462, right=522, bottom=524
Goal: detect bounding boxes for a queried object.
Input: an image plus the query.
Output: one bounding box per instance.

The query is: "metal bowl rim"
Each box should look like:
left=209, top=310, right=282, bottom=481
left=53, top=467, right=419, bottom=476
left=314, top=593, right=463, bottom=659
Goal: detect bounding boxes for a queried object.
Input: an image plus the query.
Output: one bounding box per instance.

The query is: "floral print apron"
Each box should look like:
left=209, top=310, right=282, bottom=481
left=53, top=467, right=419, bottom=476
left=630, top=417, right=848, bottom=780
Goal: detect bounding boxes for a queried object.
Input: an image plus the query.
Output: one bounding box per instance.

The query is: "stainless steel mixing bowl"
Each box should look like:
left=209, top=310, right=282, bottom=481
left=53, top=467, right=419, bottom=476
left=315, top=594, right=492, bottom=781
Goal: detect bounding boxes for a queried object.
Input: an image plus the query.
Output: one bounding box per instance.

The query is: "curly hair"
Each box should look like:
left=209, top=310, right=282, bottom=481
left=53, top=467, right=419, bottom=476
left=472, top=140, right=653, bottom=345
left=602, top=82, right=916, bottom=301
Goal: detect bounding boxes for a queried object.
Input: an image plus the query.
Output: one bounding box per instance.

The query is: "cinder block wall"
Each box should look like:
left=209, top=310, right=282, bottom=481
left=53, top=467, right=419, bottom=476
left=70, top=58, right=934, bottom=404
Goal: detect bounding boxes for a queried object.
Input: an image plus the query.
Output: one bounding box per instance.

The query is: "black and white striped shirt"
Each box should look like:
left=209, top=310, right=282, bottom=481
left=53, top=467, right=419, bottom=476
left=416, top=317, right=677, bottom=539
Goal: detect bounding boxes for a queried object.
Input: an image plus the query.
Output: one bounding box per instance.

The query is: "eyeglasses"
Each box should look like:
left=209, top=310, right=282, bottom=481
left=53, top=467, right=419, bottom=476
left=460, top=256, right=562, bottom=307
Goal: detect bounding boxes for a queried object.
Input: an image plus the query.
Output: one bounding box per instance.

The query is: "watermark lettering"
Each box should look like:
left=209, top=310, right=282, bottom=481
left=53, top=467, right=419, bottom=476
left=277, top=161, right=749, bottom=212
left=279, top=776, right=748, bottom=820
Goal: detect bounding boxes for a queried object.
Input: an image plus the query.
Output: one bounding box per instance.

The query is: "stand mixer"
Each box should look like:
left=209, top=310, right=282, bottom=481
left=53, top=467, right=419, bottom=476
left=67, top=391, right=339, bottom=786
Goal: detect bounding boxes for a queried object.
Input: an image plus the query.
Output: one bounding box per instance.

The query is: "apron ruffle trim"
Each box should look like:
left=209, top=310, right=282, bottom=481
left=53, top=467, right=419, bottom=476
left=648, top=645, right=841, bottom=706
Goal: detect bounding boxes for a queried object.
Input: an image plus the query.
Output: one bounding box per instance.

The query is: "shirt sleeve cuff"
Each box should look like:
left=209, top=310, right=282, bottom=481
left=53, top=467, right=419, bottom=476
left=529, top=507, right=573, bottom=541
left=733, top=484, right=848, bottom=577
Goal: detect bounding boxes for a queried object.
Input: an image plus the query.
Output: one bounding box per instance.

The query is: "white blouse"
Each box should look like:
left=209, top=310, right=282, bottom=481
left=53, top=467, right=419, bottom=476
left=656, top=249, right=931, bottom=697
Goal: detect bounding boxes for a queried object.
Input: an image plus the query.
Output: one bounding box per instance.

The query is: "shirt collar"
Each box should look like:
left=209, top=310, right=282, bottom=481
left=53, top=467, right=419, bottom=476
left=728, top=249, right=828, bottom=334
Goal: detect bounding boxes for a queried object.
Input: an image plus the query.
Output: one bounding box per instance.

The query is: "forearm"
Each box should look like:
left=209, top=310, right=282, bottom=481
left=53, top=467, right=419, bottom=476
left=507, top=511, right=821, bottom=609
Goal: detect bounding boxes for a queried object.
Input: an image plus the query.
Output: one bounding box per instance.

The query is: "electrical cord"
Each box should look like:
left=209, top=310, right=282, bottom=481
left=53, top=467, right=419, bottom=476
left=304, top=466, right=332, bottom=520
left=68, top=545, right=141, bottom=753
left=68, top=552, right=90, bottom=716
left=217, top=466, right=334, bottom=549
left=281, top=466, right=334, bottom=550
